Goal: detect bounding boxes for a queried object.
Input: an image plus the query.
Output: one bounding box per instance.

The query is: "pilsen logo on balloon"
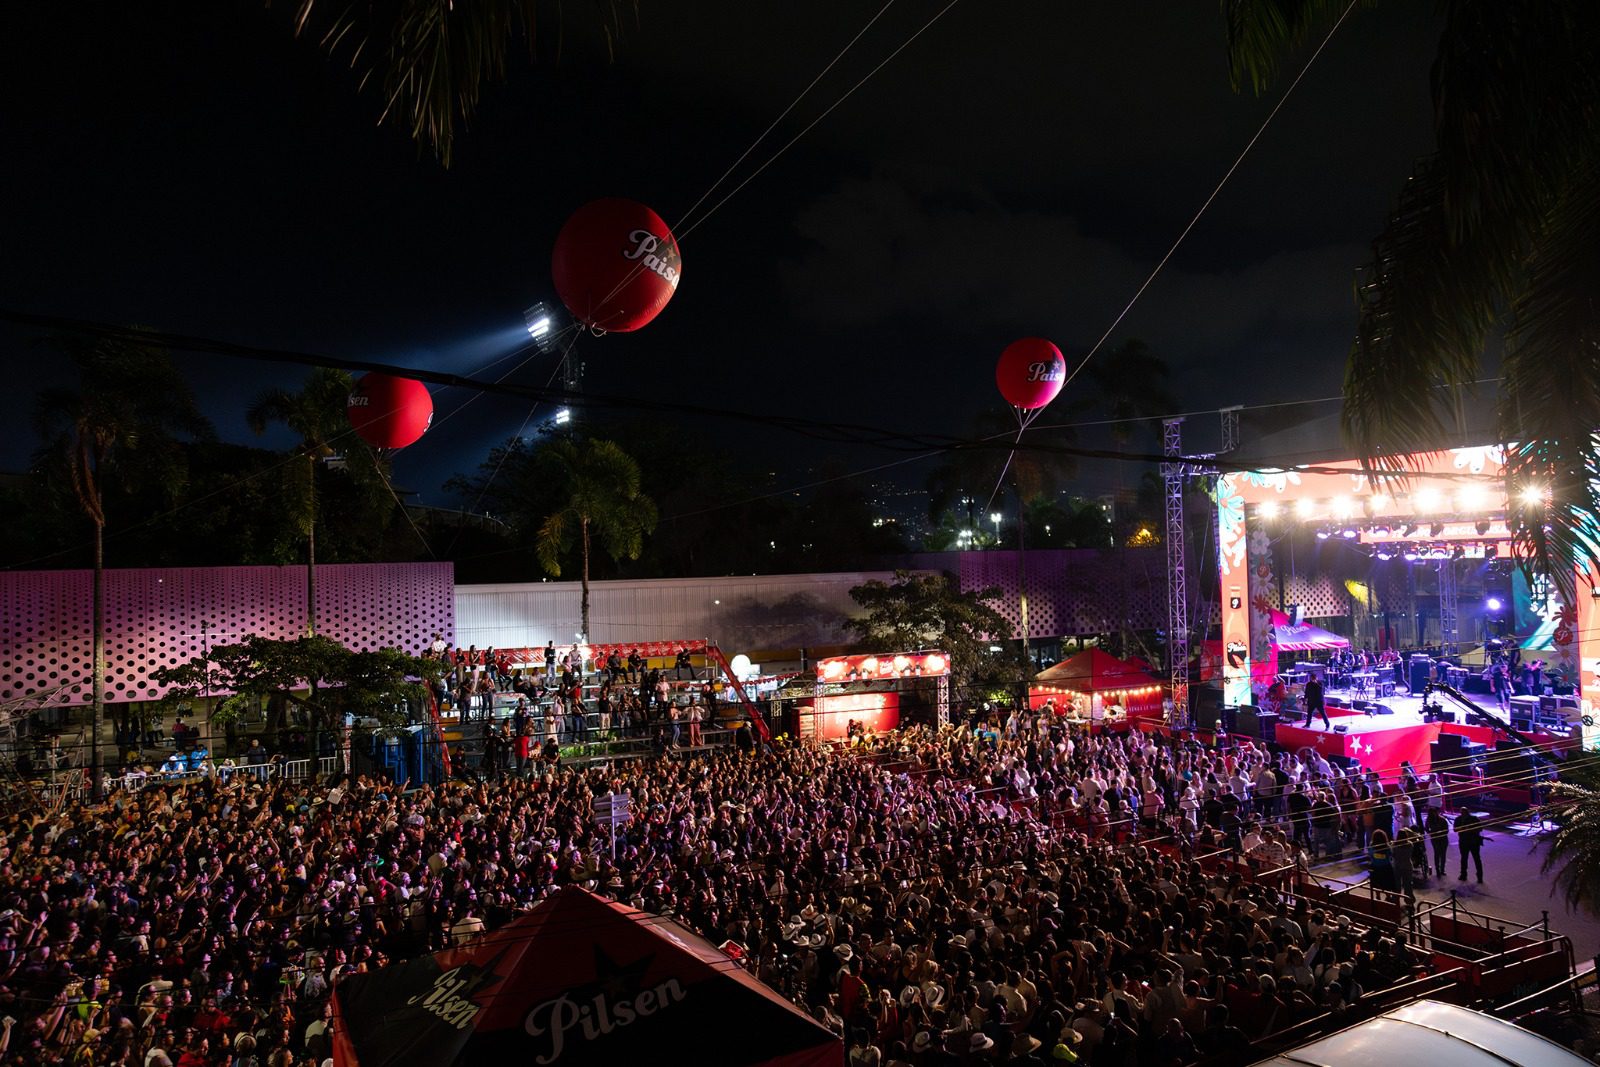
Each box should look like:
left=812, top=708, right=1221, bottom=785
left=995, top=337, right=1067, bottom=411
left=552, top=198, right=683, bottom=334
left=347, top=373, right=434, bottom=450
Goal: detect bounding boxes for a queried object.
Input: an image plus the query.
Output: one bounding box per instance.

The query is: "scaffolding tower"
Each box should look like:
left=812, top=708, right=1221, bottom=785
left=1438, top=558, right=1460, bottom=657
left=1163, top=418, right=1189, bottom=722
left=1163, top=407, right=1242, bottom=727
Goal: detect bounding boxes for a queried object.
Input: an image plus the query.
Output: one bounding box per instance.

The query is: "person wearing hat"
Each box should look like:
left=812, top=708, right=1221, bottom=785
left=1011, top=1032, right=1048, bottom=1065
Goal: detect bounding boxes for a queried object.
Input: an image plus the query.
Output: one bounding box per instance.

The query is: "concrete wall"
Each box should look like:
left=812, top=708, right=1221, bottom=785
left=454, top=571, right=902, bottom=656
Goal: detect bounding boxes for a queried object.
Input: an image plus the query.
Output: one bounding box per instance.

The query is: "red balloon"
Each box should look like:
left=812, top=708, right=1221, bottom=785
left=551, top=198, right=682, bottom=333
left=347, top=374, right=433, bottom=449
left=995, top=338, right=1066, bottom=410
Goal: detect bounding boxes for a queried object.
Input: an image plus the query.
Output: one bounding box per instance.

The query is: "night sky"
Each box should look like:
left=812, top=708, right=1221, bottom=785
left=2, top=1, right=1443, bottom=505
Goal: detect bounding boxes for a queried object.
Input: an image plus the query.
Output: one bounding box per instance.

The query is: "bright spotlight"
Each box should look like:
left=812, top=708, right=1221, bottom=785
left=989, top=512, right=1002, bottom=525
left=1414, top=487, right=1442, bottom=512
left=1368, top=493, right=1390, bottom=514
left=1258, top=501, right=1281, bottom=520
left=1330, top=496, right=1354, bottom=519
left=1520, top=484, right=1548, bottom=506
left=1456, top=484, right=1489, bottom=511
left=1486, top=596, right=1504, bottom=612
left=1294, top=497, right=1316, bottom=519
left=553, top=408, right=572, bottom=425
left=523, top=301, right=559, bottom=353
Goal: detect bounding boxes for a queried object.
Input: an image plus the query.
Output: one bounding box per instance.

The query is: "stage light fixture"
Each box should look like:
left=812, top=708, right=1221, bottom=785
left=1486, top=596, right=1503, bottom=612
left=1376, top=551, right=1393, bottom=561
left=1258, top=501, right=1281, bottom=520
left=1403, top=549, right=1419, bottom=561
left=1474, top=519, right=1490, bottom=535
left=1520, top=484, right=1548, bottom=506
left=1451, top=545, right=1465, bottom=560
left=1368, top=493, right=1390, bottom=514
left=1429, top=523, right=1444, bottom=537
left=1414, top=487, right=1442, bottom=512
left=1401, top=522, right=1417, bottom=536
left=1485, top=545, right=1498, bottom=559
left=1315, top=528, right=1331, bottom=540
left=1330, top=496, right=1354, bottom=519
left=1294, top=497, right=1316, bottom=519
left=1341, top=528, right=1358, bottom=539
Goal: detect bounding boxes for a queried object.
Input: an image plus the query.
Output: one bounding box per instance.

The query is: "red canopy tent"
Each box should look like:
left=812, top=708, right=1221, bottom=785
left=333, top=886, right=840, bottom=1067
left=1028, top=648, right=1165, bottom=717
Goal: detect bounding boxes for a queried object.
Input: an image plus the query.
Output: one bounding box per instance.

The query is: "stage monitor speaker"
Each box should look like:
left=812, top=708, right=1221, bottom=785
left=1409, top=658, right=1433, bottom=694
left=1371, top=702, right=1395, bottom=715
left=1333, top=724, right=1349, bottom=734
left=1233, top=708, right=1259, bottom=738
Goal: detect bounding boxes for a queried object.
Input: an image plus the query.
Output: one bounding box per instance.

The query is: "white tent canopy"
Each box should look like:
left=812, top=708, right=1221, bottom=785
left=1250, top=1001, right=1587, bottom=1067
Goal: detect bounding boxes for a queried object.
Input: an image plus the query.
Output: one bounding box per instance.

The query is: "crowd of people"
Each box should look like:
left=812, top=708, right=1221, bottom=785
left=0, top=693, right=1490, bottom=1067
left=424, top=635, right=718, bottom=754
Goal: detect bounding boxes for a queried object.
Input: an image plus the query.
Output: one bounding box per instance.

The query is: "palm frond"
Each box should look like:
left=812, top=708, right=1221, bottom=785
left=1502, top=150, right=1600, bottom=598
left=1340, top=156, right=1495, bottom=470
left=1222, top=0, right=1375, bottom=94
left=1541, top=782, right=1600, bottom=916
left=286, top=0, right=630, bottom=166
left=535, top=510, right=570, bottom=577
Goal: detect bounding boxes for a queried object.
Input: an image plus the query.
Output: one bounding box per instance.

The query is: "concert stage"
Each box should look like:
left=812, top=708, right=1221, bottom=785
left=1268, top=691, right=1577, bottom=778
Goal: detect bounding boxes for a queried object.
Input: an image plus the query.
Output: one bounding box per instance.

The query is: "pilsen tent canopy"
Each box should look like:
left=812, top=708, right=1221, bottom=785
left=1248, top=1000, right=1589, bottom=1067
left=1270, top=609, right=1351, bottom=653
left=333, top=886, right=840, bottom=1067
left=1030, top=648, right=1165, bottom=716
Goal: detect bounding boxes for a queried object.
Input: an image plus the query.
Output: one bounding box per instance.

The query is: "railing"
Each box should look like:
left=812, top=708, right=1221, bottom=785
left=99, top=755, right=342, bottom=794
left=1247, top=966, right=1469, bottom=1056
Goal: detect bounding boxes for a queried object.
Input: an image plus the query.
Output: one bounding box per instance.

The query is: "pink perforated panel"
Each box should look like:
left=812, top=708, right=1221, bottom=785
left=0, top=563, right=453, bottom=705
left=0, top=571, right=92, bottom=704
left=959, top=549, right=1169, bottom=638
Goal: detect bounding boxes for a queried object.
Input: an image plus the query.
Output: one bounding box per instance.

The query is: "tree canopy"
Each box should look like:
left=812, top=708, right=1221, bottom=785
left=152, top=635, right=442, bottom=734
left=846, top=570, right=1019, bottom=691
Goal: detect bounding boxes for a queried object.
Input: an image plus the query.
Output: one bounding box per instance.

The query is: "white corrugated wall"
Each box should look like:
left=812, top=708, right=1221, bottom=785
left=454, top=571, right=912, bottom=654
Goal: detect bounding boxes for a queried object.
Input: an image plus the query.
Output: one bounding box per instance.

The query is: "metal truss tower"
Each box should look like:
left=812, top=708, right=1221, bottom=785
left=1438, top=558, right=1460, bottom=657
left=1163, top=417, right=1189, bottom=722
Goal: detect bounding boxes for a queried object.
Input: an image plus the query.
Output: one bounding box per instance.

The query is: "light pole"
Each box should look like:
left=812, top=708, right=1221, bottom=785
left=990, top=511, right=1002, bottom=547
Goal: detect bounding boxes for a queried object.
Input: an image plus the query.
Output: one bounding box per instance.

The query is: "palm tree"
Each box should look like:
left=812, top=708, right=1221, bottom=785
left=1224, top=0, right=1600, bottom=593
left=1086, top=339, right=1178, bottom=448
left=925, top=410, right=1079, bottom=530
left=533, top=437, right=657, bottom=640
left=1540, top=758, right=1600, bottom=916
left=246, top=368, right=358, bottom=636
left=285, top=1, right=633, bottom=166
left=33, top=336, right=212, bottom=796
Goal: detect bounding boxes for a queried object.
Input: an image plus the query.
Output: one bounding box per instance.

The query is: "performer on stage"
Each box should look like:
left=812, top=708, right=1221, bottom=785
left=1305, top=674, right=1329, bottom=730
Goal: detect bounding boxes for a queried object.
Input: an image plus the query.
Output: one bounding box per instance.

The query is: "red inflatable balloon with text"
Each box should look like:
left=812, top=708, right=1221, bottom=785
left=995, top=337, right=1066, bottom=410
left=551, top=198, right=682, bottom=333
left=347, top=373, right=433, bottom=449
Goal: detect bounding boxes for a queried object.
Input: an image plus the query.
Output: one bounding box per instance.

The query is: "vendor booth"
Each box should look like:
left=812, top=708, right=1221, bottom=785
left=333, top=886, right=841, bottom=1067
left=1029, top=648, right=1165, bottom=721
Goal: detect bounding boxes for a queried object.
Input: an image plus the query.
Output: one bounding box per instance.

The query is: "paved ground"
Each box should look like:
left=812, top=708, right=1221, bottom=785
left=1312, top=822, right=1600, bottom=965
